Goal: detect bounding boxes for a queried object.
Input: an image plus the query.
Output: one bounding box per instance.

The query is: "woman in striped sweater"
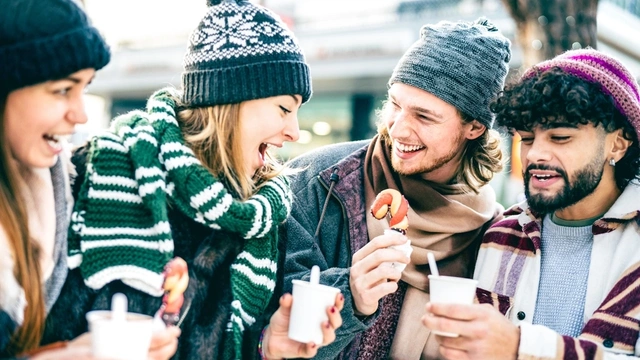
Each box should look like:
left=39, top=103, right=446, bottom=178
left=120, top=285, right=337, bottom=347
left=42, top=1, right=343, bottom=359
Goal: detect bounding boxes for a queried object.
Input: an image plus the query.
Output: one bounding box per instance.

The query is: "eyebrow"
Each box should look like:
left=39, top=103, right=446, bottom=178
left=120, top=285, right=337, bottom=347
left=389, top=94, right=444, bottom=119
left=58, top=75, right=95, bottom=84
left=289, top=94, right=302, bottom=107
left=542, top=122, right=579, bottom=130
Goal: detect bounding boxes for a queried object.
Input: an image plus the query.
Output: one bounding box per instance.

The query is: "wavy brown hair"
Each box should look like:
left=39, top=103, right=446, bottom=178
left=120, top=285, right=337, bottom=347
left=0, top=97, right=46, bottom=354
left=174, top=95, right=287, bottom=200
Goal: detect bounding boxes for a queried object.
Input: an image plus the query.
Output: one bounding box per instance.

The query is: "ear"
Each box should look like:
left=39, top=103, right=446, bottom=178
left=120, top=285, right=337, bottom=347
left=609, top=129, right=632, bottom=162
left=465, top=120, right=486, bottom=140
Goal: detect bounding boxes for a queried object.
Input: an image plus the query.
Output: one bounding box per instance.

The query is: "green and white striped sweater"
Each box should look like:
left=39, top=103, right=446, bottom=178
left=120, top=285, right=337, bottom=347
left=68, top=87, right=292, bottom=359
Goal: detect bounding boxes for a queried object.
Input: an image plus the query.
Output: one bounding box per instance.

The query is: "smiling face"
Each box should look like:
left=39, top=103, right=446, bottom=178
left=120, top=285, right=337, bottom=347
left=381, top=83, right=482, bottom=183
left=238, top=94, right=301, bottom=177
left=3, top=68, right=95, bottom=168
left=518, top=123, right=613, bottom=214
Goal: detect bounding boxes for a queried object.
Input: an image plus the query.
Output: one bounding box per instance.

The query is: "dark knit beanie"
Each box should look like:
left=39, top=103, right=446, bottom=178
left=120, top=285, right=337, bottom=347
left=0, top=0, right=111, bottom=95
left=182, top=0, right=312, bottom=107
left=389, top=18, right=511, bottom=128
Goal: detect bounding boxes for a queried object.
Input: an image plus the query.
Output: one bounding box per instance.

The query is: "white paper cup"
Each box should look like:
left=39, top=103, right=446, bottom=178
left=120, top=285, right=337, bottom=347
left=288, top=280, right=340, bottom=345
left=383, top=229, right=412, bottom=272
left=86, top=310, right=154, bottom=360
left=428, top=275, right=478, bottom=337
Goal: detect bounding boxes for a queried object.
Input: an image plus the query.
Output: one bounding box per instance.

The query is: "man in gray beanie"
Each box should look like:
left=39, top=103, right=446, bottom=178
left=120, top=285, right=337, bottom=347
left=282, top=18, right=511, bottom=359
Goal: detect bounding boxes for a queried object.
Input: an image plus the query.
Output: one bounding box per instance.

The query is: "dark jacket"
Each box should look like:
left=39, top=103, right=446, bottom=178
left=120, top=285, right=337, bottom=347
left=41, top=144, right=283, bottom=359
left=283, top=140, right=380, bottom=359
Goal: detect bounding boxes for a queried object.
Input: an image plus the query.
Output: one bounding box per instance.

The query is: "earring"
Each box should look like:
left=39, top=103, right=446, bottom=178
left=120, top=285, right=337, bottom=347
left=609, top=158, right=616, bottom=167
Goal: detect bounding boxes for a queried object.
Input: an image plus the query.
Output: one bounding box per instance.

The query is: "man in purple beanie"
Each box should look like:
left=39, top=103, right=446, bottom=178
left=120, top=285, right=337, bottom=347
left=422, top=48, right=640, bottom=359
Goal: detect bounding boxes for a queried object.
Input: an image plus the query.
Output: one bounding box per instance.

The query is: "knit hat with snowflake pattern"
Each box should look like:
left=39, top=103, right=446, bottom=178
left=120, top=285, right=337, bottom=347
left=182, top=0, right=311, bottom=107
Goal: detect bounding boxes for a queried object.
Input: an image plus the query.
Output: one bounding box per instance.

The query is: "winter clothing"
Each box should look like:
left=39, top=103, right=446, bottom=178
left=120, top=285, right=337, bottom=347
left=182, top=0, right=311, bottom=107
left=66, top=88, right=292, bottom=359
left=0, top=0, right=110, bottom=94
left=0, top=152, right=73, bottom=357
left=42, top=142, right=283, bottom=359
left=283, top=139, right=502, bottom=359
left=389, top=18, right=511, bottom=128
left=523, top=49, right=640, bottom=143
left=475, top=181, right=640, bottom=359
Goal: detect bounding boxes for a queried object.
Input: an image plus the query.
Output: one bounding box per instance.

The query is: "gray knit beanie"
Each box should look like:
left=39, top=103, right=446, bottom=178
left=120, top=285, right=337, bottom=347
left=181, top=0, right=312, bottom=107
left=389, top=18, right=511, bottom=128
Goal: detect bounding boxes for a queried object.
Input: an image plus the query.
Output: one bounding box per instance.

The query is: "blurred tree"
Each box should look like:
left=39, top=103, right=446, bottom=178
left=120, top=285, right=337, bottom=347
left=501, top=0, right=599, bottom=67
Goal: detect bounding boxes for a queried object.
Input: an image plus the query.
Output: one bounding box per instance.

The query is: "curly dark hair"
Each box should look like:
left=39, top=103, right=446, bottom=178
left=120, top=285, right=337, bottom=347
left=490, top=67, right=640, bottom=190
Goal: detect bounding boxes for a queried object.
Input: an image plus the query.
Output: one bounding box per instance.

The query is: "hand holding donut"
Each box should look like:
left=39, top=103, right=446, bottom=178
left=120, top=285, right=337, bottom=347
left=349, top=189, right=412, bottom=316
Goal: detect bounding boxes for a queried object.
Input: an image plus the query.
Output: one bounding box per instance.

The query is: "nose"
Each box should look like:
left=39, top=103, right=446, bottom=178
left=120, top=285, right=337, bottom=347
left=524, top=138, right=552, bottom=164
left=283, top=115, right=300, bottom=142
left=66, top=94, right=89, bottom=125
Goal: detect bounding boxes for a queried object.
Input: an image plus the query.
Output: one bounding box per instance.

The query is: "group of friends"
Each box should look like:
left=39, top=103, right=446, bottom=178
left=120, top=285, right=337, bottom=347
left=1, top=0, right=639, bottom=359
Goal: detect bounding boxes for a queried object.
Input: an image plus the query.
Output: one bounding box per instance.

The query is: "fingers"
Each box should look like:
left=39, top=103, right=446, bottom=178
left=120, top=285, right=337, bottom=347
left=149, top=326, right=181, bottom=350
left=426, top=302, right=485, bottom=321
left=326, top=300, right=343, bottom=334
left=148, top=326, right=181, bottom=360
left=351, top=233, right=409, bottom=265
left=278, top=293, right=294, bottom=314
left=439, top=345, right=469, bottom=360
left=334, top=292, right=345, bottom=312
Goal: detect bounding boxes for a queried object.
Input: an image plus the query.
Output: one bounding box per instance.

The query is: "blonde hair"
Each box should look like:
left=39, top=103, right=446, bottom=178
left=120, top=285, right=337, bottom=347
left=0, top=97, right=46, bottom=354
left=174, top=96, right=287, bottom=200
left=456, top=127, right=504, bottom=193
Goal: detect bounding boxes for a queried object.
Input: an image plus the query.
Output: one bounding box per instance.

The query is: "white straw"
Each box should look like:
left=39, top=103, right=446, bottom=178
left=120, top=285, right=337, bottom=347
left=111, top=293, right=127, bottom=323
left=427, top=252, right=439, bottom=277
left=310, top=265, right=320, bottom=285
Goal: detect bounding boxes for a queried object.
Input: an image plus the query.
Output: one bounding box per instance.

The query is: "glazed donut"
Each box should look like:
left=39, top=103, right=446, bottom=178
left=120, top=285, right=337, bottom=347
left=370, top=188, right=409, bottom=233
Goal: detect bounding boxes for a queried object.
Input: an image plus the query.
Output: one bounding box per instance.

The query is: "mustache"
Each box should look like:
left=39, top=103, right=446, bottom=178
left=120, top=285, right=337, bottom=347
left=524, top=164, right=567, bottom=178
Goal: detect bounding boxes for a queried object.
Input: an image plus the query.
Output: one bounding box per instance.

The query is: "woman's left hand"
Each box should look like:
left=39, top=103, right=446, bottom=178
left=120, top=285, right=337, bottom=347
left=262, top=292, right=344, bottom=359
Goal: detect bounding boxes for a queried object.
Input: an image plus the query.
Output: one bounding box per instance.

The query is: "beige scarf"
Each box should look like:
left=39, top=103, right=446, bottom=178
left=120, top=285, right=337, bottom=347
left=363, top=135, right=501, bottom=359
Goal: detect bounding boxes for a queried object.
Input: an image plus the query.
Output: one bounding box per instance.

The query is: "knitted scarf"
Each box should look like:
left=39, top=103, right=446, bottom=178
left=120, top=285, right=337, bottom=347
left=68, top=88, right=292, bottom=359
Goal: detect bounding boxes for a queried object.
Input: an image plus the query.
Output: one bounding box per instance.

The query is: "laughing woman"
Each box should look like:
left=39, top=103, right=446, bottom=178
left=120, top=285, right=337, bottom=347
left=0, top=0, right=180, bottom=359
left=43, top=1, right=343, bottom=359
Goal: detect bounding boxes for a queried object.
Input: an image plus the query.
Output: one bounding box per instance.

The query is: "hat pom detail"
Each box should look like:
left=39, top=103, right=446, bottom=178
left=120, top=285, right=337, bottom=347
left=475, top=17, right=498, bottom=32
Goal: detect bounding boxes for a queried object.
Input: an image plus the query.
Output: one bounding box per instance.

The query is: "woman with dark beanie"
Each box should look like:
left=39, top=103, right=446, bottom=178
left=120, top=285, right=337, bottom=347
left=0, top=0, right=180, bottom=358
left=42, top=1, right=344, bottom=359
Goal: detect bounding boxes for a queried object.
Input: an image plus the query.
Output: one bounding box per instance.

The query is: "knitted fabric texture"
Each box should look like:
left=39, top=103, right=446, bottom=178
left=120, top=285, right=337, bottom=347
left=182, top=0, right=312, bottom=107
left=532, top=216, right=592, bottom=337
left=523, top=48, right=640, bottom=145
left=0, top=0, right=110, bottom=94
left=68, top=87, right=292, bottom=359
left=389, top=18, right=511, bottom=128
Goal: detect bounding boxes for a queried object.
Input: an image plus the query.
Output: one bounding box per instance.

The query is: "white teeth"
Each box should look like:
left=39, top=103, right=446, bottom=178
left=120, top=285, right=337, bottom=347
left=47, top=139, right=62, bottom=150
left=396, top=142, right=425, bottom=153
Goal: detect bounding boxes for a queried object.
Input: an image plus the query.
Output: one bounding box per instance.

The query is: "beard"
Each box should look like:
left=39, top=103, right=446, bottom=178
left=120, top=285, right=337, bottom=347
left=383, top=130, right=465, bottom=177
left=524, top=154, right=606, bottom=214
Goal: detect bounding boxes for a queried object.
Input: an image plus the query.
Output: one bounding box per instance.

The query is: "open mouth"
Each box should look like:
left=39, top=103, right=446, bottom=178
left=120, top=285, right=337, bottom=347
left=532, top=174, right=559, bottom=182
left=43, top=133, right=65, bottom=149
left=395, top=141, right=426, bottom=153
left=259, top=143, right=268, bottom=161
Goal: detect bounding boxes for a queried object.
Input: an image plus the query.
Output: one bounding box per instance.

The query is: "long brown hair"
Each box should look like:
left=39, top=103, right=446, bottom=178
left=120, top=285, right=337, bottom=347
left=175, top=96, right=286, bottom=200
left=0, top=97, right=46, bottom=354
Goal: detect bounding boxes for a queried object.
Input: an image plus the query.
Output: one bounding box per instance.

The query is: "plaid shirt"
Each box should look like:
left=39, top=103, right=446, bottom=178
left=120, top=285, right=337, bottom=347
left=475, top=182, right=640, bottom=360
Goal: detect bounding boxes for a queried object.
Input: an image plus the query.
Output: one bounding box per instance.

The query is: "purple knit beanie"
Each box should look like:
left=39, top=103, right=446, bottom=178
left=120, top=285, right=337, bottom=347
left=523, top=49, right=640, bottom=143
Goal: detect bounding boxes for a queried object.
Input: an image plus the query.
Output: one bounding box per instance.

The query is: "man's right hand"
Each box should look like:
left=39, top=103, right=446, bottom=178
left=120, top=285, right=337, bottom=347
left=349, top=231, right=410, bottom=316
